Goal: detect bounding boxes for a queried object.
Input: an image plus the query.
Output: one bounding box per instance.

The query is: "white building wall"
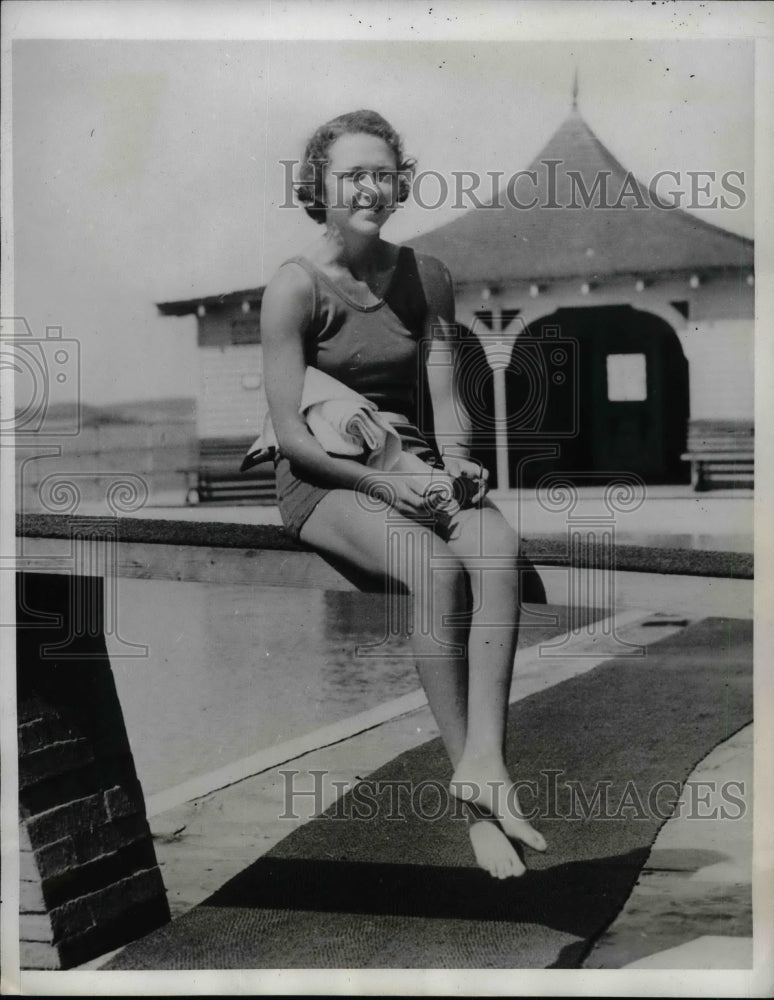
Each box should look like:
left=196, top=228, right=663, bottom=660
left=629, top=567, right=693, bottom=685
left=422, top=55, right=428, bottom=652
left=681, top=319, right=754, bottom=420
left=197, top=345, right=267, bottom=439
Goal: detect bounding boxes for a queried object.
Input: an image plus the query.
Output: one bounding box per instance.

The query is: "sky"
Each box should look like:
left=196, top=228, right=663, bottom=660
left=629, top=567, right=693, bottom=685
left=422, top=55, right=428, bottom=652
left=11, top=32, right=756, bottom=407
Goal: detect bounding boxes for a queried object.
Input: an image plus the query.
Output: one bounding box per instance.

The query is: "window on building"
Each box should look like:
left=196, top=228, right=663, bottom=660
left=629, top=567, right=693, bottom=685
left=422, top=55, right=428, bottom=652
left=606, top=353, right=647, bottom=401
left=231, top=319, right=260, bottom=345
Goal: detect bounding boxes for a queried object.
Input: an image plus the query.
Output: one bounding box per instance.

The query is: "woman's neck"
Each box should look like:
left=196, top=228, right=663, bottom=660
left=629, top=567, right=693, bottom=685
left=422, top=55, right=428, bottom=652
left=321, top=226, right=389, bottom=277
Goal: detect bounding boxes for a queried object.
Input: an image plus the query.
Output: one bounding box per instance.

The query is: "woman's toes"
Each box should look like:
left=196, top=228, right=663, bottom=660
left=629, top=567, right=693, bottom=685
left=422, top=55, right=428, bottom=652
left=520, top=827, right=546, bottom=852
left=501, top=817, right=547, bottom=852
left=469, top=821, right=527, bottom=878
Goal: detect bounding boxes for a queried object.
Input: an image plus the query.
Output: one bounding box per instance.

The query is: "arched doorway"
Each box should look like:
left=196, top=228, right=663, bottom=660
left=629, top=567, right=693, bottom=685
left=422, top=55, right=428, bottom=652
left=503, top=306, right=690, bottom=487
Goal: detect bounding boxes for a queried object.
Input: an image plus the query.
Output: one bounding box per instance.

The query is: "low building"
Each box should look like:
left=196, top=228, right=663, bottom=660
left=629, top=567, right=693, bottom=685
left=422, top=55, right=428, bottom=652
left=156, top=288, right=272, bottom=502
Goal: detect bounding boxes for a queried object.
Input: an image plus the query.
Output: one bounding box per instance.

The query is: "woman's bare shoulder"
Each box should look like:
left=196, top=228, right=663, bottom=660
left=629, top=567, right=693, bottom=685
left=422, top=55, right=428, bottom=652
left=260, top=259, right=315, bottom=331
left=264, top=258, right=315, bottom=299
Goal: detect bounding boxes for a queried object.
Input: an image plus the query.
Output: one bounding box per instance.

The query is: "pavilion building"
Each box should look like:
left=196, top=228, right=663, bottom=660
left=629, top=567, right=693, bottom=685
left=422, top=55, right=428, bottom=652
left=409, top=93, right=754, bottom=488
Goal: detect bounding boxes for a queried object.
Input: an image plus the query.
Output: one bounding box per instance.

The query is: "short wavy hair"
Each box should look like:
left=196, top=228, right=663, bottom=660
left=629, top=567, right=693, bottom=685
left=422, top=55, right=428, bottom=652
left=296, top=109, right=415, bottom=224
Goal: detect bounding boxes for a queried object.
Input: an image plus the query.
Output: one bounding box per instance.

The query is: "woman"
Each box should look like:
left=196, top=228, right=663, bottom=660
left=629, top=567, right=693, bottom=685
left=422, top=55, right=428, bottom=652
left=261, top=109, right=546, bottom=879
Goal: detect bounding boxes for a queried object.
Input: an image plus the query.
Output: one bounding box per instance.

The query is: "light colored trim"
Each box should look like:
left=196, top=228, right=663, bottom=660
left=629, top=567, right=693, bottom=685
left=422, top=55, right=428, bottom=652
left=144, top=688, right=427, bottom=817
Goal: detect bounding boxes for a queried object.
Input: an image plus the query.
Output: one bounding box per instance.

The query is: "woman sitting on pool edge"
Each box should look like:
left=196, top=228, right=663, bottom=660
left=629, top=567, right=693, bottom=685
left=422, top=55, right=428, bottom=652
left=260, top=109, right=547, bottom=879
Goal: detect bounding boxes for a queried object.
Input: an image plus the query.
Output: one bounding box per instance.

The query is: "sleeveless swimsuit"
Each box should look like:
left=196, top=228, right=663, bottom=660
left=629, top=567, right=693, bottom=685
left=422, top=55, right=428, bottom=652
left=273, top=246, right=446, bottom=539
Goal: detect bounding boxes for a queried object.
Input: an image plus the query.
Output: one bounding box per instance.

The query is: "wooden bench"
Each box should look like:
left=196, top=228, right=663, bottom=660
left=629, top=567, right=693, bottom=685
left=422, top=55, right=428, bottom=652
left=681, top=420, right=754, bottom=492
left=182, top=437, right=277, bottom=505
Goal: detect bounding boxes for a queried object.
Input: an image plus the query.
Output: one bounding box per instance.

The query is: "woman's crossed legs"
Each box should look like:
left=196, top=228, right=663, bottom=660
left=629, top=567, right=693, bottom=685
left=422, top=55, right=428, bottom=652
left=299, top=489, right=546, bottom=877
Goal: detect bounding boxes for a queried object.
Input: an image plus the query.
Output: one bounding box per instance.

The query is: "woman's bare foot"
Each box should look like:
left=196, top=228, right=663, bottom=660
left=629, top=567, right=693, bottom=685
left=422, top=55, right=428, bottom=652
left=451, top=756, right=548, bottom=852
left=468, top=819, right=526, bottom=879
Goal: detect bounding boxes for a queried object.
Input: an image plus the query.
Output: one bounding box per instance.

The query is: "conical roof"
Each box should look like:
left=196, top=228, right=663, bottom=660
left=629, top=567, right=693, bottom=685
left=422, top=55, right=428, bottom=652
left=409, top=110, right=753, bottom=286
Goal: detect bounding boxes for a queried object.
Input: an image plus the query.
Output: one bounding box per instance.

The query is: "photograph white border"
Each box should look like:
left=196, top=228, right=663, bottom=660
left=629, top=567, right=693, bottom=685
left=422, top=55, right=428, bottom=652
left=2, top=1, right=772, bottom=996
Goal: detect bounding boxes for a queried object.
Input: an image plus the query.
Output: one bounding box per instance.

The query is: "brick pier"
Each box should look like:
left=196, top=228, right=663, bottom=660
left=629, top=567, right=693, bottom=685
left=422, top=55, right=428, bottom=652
left=17, top=572, right=170, bottom=969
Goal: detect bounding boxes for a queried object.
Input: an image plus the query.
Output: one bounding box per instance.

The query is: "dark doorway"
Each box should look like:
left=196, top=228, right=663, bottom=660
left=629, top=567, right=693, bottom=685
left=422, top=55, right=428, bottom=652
left=504, top=306, right=689, bottom=487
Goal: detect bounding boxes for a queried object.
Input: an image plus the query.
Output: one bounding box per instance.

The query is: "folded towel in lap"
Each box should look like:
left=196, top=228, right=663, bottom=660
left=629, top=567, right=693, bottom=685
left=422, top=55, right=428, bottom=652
left=241, top=367, right=446, bottom=485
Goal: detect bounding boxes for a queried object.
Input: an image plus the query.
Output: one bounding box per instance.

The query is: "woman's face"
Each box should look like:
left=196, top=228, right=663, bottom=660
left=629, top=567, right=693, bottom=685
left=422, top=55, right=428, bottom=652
left=322, top=132, right=401, bottom=236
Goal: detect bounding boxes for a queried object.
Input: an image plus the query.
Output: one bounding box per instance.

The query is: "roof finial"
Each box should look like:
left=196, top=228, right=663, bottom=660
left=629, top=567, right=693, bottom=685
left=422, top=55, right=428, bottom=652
left=572, top=68, right=579, bottom=111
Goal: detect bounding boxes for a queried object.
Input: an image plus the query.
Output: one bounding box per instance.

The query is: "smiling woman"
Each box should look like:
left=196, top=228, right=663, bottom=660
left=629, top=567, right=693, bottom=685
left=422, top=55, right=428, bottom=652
left=295, top=108, right=415, bottom=225
left=258, top=108, right=548, bottom=881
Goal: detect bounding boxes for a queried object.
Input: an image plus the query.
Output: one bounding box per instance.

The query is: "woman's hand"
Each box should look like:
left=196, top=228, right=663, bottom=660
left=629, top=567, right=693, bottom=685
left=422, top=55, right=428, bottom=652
left=357, top=469, right=433, bottom=520
left=442, top=455, right=490, bottom=505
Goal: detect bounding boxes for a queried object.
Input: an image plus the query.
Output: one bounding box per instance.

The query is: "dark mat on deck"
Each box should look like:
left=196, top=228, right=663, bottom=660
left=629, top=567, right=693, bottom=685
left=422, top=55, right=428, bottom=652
left=107, top=616, right=752, bottom=969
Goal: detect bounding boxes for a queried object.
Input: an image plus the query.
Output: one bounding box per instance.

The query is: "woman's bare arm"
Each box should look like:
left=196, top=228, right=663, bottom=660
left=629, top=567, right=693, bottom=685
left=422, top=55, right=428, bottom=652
left=260, top=264, right=426, bottom=512
left=261, top=264, right=374, bottom=487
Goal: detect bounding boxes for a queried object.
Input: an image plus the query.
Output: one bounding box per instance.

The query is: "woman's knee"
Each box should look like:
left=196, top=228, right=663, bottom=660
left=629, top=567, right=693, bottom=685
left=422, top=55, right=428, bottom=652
left=484, top=516, right=521, bottom=561
left=391, top=523, right=467, bottom=601
left=451, top=503, right=521, bottom=563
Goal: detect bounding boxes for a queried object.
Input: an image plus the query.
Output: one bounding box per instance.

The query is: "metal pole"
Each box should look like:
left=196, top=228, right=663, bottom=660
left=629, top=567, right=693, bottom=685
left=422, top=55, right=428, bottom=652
left=490, top=306, right=510, bottom=490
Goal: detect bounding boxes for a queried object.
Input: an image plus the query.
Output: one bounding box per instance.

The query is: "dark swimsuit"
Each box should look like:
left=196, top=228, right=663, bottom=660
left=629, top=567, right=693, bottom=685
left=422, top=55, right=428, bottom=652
left=273, top=246, right=446, bottom=540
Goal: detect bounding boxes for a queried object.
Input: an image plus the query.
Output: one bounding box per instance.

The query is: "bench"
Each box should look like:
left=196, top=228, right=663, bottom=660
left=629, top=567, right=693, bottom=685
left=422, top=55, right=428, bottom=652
left=182, top=437, right=277, bottom=505
left=681, top=420, right=754, bottom=492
